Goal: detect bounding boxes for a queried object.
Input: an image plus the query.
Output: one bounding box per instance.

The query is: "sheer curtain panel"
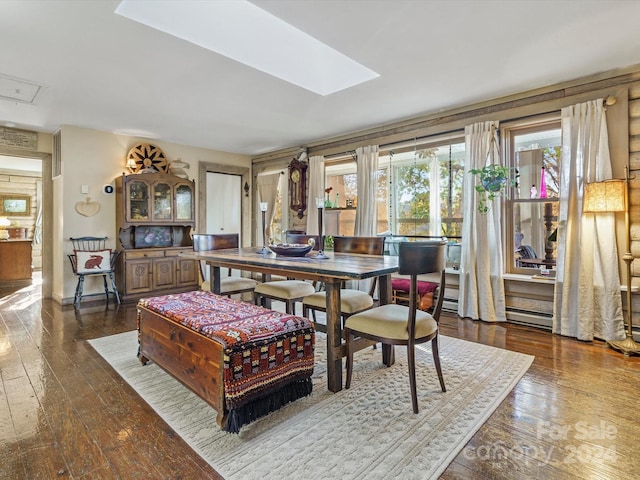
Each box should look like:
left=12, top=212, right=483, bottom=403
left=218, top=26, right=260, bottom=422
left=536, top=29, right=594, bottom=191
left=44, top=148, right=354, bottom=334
left=306, top=155, right=325, bottom=235
left=553, top=99, right=625, bottom=341
left=458, top=121, right=507, bottom=322
left=354, top=145, right=379, bottom=236
left=257, top=172, right=281, bottom=240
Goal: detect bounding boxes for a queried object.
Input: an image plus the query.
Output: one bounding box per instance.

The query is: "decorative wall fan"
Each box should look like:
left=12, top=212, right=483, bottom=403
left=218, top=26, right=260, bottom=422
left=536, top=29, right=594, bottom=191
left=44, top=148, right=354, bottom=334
left=126, top=143, right=168, bottom=173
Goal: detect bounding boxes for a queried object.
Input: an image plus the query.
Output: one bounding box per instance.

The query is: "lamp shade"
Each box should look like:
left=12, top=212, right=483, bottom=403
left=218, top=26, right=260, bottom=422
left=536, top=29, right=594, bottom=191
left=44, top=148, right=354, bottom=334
left=583, top=180, right=626, bottom=213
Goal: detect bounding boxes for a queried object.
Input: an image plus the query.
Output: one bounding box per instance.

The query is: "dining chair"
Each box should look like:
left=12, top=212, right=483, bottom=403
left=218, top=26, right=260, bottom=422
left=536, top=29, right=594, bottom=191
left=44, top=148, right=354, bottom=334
left=302, top=236, right=385, bottom=332
left=253, top=233, right=319, bottom=314
left=68, top=236, right=120, bottom=307
left=192, top=233, right=258, bottom=296
left=285, top=233, right=320, bottom=249
left=344, top=241, right=447, bottom=413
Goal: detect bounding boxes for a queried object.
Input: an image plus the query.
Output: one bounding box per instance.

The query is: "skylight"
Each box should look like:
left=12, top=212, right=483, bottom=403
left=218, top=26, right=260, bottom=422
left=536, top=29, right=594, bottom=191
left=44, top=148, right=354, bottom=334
left=115, top=0, right=379, bottom=96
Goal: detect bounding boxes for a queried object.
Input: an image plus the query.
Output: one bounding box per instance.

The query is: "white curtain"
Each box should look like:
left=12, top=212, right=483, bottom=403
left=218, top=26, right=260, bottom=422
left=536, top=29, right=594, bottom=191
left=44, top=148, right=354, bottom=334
left=257, top=172, right=281, bottom=241
left=306, top=155, right=325, bottom=235
left=553, top=99, right=625, bottom=341
left=458, top=121, right=507, bottom=322
left=429, top=154, right=441, bottom=236
left=354, top=145, right=379, bottom=236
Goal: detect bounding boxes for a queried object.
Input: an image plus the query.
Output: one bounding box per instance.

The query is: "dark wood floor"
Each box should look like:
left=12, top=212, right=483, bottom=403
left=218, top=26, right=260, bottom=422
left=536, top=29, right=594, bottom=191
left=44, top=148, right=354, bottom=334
left=1, top=279, right=639, bottom=479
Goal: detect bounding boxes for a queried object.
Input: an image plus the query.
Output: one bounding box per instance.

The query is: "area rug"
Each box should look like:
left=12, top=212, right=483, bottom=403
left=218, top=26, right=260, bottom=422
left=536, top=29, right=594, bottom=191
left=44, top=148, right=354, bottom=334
left=89, top=330, right=533, bottom=479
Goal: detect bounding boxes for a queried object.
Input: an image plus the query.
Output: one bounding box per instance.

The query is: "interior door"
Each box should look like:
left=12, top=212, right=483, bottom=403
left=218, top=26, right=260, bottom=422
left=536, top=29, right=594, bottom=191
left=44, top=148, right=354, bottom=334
left=206, top=172, right=242, bottom=239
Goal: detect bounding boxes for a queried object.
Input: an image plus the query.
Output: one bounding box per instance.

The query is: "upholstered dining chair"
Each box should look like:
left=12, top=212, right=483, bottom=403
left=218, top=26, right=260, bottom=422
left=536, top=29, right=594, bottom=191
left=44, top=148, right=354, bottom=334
left=192, top=233, right=258, bottom=296
left=253, top=233, right=319, bottom=314
left=302, top=236, right=385, bottom=332
left=344, top=241, right=447, bottom=413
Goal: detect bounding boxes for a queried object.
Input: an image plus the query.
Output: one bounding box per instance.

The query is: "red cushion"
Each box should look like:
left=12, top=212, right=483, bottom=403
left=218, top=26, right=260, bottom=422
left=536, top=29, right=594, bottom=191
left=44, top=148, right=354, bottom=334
left=391, top=278, right=438, bottom=296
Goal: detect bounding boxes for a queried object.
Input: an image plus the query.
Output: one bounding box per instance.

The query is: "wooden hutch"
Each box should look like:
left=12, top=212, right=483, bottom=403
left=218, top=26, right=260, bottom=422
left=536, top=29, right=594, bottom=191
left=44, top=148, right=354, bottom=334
left=115, top=171, right=199, bottom=302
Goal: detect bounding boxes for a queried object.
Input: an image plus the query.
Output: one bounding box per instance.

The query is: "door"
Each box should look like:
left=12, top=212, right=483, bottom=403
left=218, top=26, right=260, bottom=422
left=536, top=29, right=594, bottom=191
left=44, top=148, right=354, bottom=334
left=206, top=172, right=241, bottom=238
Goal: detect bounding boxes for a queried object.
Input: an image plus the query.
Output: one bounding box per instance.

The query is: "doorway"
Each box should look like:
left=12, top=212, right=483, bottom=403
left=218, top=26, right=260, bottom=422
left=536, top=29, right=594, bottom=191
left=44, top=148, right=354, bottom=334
left=0, top=153, right=49, bottom=296
left=206, top=171, right=242, bottom=239
left=197, top=161, right=250, bottom=245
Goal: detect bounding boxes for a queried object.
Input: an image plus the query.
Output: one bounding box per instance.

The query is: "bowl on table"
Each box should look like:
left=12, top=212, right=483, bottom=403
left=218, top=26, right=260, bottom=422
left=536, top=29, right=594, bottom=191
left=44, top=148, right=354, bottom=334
left=268, top=243, right=313, bottom=257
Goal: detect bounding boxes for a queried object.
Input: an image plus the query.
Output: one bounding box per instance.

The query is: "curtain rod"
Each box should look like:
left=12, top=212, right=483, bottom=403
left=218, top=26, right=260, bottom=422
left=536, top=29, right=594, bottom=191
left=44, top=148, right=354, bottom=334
left=320, top=97, right=615, bottom=161
left=380, top=130, right=464, bottom=152
left=324, top=150, right=356, bottom=162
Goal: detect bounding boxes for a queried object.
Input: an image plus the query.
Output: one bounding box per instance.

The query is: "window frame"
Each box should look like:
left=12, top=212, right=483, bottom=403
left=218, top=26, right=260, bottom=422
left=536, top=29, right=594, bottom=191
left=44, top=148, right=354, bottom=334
left=501, top=114, right=561, bottom=275
left=380, top=133, right=466, bottom=238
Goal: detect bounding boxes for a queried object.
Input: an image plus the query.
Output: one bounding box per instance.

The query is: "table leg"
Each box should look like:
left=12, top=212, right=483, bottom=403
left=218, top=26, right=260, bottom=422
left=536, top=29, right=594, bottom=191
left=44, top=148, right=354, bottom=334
left=325, top=280, right=343, bottom=392
left=209, top=264, right=222, bottom=294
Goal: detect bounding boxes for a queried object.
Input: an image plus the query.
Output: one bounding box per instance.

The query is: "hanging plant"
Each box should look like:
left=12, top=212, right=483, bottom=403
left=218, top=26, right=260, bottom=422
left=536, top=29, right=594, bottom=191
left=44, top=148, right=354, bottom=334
left=470, top=163, right=517, bottom=214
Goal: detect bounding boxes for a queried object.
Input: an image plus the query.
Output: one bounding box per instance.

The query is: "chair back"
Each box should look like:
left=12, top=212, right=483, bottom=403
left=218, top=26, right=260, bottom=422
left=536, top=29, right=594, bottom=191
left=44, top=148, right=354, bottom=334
left=333, top=236, right=385, bottom=296
left=70, top=236, right=108, bottom=252
left=398, top=241, right=446, bottom=276
left=398, top=241, right=447, bottom=325
left=285, top=233, right=320, bottom=250
left=68, top=236, right=118, bottom=274
left=192, top=233, right=240, bottom=281
left=192, top=233, right=239, bottom=252
left=333, top=236, right=385, bottom=255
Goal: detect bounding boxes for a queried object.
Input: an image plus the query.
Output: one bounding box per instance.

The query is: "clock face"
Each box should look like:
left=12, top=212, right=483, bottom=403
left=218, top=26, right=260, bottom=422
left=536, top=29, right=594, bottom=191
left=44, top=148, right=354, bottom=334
left=291, top=170, right=300, bottom=183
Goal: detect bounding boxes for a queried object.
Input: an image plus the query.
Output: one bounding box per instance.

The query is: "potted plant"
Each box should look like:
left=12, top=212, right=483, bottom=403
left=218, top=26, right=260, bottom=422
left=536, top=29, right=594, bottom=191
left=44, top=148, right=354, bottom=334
left=470, top=163, right=517, bottom=214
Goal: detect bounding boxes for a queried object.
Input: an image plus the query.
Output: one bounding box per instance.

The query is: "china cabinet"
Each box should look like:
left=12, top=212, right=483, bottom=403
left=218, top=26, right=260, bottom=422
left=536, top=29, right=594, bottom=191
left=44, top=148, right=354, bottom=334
left=115, top=173, right=198, bottom=301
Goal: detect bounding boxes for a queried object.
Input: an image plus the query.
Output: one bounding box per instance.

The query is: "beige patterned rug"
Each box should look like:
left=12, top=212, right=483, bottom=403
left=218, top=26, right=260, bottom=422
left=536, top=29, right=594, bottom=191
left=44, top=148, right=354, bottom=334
left=89, top=330, right=533, bottom=479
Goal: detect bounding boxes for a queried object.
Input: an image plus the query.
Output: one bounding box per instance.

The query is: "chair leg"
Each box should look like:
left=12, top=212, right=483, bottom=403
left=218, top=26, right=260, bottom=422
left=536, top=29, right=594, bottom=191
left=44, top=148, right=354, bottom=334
left=432, top=336, right=446, bottom=392
left=285, top=301, right=294, bottom=315
left=102, top=274, right=109, bottom=301
left=345, top=328, right=354, bottom=389
left=407, top=343, right=419, bottom=414
left=74, top=275, right=85, bottom=307
left=109, top=272, right=121, bottom=304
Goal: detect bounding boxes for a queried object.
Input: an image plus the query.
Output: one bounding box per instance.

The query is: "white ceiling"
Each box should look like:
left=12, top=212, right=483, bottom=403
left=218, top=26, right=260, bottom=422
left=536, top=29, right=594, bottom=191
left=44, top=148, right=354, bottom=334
left=1, top=0, right=640, bottom=157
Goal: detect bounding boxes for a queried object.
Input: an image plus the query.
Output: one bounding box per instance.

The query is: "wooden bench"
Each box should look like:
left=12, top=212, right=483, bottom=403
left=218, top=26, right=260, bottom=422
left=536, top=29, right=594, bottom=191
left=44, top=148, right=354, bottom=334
left=137, top=290, right=315, bottom=433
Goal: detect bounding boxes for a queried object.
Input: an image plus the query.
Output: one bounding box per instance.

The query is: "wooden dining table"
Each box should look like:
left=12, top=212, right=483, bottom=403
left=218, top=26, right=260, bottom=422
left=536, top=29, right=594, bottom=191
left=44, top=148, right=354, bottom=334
left=183, top=247, right=399, bottom=392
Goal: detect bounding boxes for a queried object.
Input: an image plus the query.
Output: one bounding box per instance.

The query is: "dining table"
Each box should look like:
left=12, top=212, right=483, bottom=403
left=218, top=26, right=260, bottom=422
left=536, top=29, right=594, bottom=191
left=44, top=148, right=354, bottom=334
left=183, top=247, right=399, bottom=392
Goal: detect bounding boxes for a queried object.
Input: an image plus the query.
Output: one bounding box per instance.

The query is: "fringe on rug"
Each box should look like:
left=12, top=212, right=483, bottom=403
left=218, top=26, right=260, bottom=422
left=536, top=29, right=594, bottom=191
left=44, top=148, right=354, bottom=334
left=225, top=377, right=313, bottom=434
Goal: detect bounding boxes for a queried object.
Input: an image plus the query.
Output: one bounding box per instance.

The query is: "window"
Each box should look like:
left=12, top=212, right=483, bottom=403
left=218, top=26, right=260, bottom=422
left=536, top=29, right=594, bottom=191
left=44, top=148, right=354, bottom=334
left=324, top=162, right=387, bottom=236
left=382, top=138, right=465, bottom=238
left=256, top=170, right=287, bottom=244
left=324, top=137, right=465, bottom=240
left=503, top=118, right=561, bottom=274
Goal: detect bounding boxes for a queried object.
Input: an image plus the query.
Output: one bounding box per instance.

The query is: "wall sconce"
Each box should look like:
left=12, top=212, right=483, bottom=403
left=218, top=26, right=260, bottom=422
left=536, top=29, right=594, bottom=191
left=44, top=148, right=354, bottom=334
left=126, top=157, right=137, bottom=173
left=244, top=181, right=250, bottom=197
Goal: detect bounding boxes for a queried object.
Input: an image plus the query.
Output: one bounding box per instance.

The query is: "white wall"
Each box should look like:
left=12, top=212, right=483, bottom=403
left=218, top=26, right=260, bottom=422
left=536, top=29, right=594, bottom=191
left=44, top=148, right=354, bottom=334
left=53, top=125, right=251, bottom=304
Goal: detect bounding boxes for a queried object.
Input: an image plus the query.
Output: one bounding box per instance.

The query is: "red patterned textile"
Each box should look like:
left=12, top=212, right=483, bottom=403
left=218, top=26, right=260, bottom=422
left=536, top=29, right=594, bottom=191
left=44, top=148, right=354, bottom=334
left=138, top=291, right=315, bottom=419
left=391, top=278, right=438, bottom=296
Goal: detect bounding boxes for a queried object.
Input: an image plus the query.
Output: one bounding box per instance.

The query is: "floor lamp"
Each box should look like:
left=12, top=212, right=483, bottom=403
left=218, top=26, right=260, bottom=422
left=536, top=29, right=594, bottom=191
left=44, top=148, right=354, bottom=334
left=583, top=168, right=640, bottom=356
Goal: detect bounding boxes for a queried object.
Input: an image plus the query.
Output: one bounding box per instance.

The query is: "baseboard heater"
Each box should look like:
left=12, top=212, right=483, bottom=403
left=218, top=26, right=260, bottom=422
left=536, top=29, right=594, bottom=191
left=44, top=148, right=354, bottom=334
left=442, top=299, right=553, bottom=330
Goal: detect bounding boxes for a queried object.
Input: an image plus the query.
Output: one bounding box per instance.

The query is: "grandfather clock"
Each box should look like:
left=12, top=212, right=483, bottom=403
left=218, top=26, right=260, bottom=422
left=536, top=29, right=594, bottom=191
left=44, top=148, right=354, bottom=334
left=288, top=158, right=308, bottom=219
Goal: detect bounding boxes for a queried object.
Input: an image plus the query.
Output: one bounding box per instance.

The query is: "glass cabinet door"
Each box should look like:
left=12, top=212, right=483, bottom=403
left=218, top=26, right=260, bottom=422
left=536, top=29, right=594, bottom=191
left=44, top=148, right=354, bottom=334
left=152, top=183, right=172, bottom=221
left=126, top=180, right=149, bottom=221
left=175, top=183, right=193, bottom=221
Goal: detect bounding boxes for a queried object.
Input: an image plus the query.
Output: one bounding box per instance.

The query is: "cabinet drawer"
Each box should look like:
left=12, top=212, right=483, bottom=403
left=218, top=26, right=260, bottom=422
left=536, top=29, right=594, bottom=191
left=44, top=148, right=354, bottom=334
left=125, top=249, right=165, bottom=259
left=165, top=248, right=193, bottom=257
